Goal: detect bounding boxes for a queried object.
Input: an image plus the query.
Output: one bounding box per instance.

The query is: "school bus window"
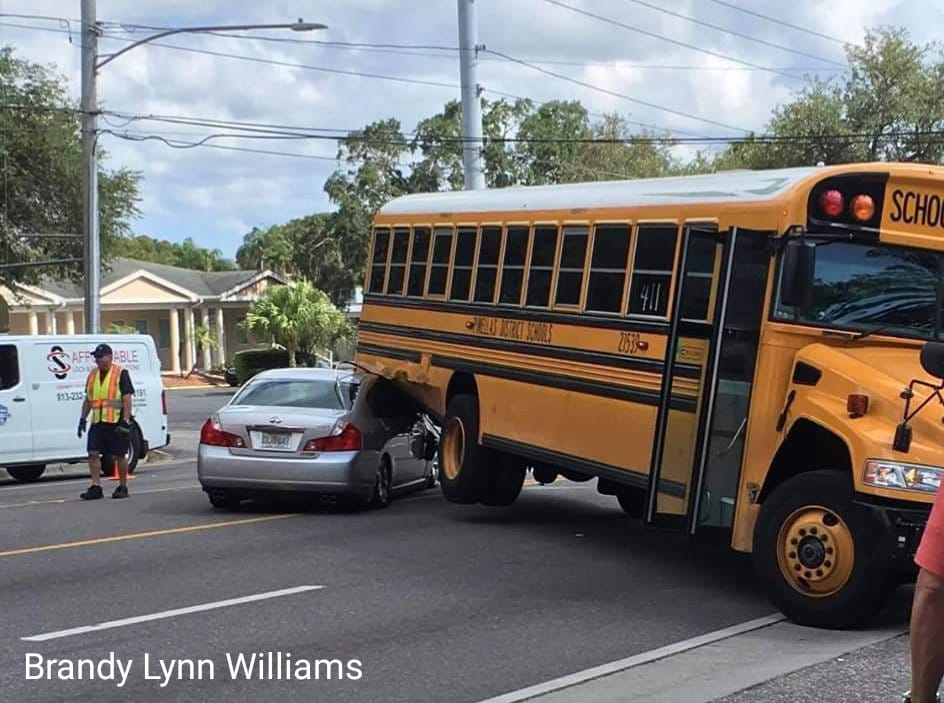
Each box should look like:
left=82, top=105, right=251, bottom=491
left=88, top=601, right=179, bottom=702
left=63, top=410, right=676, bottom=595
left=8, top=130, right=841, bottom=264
left=407, top=227, right=431, bottom=297
left=586, top=223, right=630, bottom=314
left=499, top=226, right=529, bottom=305
left=627, top=225, right=678, bottom=317
left=474, top=226, right=502, bottom=303
left=427, top=227, right=454, bottom=296
left=450, top=227, right=478, bottom=301
left=526, top=225, right=560, bottom=308
left=368, top=227, right=390, bottom=294
left=554, top=225, right=589, bottom=307
left=679, top=236, right=717, bottom=321
left=386, top=228, right=410, bottom=295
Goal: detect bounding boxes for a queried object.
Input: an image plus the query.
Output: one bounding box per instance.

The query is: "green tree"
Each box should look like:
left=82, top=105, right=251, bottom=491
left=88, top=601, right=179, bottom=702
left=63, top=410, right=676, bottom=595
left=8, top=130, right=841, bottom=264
left=0, top=46, right=140, bottom=285
left=121, top=234, right=234, bottom=271
left=515, top=100, right=592, bottom=184
left=241, top=281, right=351, bottom=367
left=235, top=225, right=295, bottom=274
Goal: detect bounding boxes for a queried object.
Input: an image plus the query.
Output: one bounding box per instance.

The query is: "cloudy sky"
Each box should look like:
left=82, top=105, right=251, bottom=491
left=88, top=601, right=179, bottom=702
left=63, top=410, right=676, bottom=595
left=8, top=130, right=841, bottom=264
left=1, top=0, right=940, bottom=258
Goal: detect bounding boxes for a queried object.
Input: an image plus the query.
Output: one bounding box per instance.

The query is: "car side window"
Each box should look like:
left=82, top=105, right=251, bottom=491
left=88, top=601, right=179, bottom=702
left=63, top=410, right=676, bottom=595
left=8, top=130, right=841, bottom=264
left=0, top=345, right=19, bottom=390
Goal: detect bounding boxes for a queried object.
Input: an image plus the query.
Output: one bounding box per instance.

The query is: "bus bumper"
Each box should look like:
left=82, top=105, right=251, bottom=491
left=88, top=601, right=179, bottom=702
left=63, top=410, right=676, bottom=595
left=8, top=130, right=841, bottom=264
left=856, top=496, right=930, bottom=573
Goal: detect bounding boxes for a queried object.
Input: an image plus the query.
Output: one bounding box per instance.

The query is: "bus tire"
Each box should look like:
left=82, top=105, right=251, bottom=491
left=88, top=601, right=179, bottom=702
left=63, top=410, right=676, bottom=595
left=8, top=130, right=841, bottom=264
left=532, top=465, right=557, bottom=485
left=753, top=470, right=894, bottom=629
left=616, top=487, right=646, bottom=517
left=6, top=464, right=45, bottom=482
left=481, top=454, right=526, bottom=507
left=438, top=395, right=492, bottom=504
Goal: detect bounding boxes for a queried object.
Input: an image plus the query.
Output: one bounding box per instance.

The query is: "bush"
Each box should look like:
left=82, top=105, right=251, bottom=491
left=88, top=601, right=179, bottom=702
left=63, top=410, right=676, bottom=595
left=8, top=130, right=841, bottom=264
left=232, top=348, right=315, bottom=384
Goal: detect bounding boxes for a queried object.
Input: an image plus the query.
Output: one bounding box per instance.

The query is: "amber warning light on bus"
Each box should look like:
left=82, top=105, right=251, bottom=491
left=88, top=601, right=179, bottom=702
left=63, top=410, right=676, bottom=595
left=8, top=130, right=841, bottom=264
left=817, top=190, right=876, bottom=224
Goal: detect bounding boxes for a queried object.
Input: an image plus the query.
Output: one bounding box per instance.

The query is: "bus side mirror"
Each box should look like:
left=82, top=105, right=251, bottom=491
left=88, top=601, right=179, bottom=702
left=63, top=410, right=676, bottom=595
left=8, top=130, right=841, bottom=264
left=920, top=342, right=944, bottom=380
left=780, top=239, right=816, bottom=309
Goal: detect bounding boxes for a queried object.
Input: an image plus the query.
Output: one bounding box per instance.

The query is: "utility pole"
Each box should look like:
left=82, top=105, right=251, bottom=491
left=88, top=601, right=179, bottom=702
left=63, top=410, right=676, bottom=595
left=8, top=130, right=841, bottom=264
left=81, top=0, right=100, bottom=333
left=457, top=0, right=486, bottom=190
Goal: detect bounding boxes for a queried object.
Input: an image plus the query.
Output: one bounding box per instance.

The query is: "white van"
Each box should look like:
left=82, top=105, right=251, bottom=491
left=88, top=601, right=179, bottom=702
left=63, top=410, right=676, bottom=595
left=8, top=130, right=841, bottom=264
left=0, top=334, right=169, bottom=482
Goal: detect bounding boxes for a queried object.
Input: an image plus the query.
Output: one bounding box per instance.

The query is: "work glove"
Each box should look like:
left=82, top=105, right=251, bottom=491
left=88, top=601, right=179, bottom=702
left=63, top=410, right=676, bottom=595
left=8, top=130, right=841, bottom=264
left=115, top=420, right=132, bottom=437
left=77, top=418, right=87, bottom=438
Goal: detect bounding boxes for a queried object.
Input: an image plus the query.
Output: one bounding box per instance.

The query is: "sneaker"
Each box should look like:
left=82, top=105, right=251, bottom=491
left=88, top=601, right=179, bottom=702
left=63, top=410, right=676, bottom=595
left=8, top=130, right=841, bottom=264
left=80, top=484, right=103, bottom=500
left=112, top=485, right=129, bottom=500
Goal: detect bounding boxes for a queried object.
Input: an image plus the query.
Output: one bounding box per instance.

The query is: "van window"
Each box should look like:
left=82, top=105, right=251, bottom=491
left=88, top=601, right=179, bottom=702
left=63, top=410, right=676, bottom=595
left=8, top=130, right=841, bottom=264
left=0, top=345, right=19, bottom=390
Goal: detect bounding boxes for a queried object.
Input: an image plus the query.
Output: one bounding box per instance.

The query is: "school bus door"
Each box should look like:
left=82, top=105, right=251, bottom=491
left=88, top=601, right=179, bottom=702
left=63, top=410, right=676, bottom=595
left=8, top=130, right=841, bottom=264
left=646, top=227, right=770, bottom=533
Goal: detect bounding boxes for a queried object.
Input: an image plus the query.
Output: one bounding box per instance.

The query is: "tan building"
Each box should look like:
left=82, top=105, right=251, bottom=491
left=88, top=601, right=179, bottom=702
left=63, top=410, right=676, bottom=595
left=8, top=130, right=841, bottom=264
left=0, top=259, right=289, bottom=374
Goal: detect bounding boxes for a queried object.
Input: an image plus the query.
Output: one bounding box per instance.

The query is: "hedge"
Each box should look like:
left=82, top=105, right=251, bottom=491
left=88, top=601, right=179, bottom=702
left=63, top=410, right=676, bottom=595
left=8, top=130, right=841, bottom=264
left=232, top=348, right=316, bottom=384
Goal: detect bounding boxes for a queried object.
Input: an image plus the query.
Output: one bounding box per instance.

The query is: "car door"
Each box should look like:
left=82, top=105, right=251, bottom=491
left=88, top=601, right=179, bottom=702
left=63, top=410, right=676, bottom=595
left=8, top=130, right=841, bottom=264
left=28, top=340, right=89, bottom=461
left=0, top=343, right=34, bottom=466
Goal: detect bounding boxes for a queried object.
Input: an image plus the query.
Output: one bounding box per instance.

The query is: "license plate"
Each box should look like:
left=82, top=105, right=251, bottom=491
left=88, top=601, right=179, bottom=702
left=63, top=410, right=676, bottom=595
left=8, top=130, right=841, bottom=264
left=259, top=432, right=292, bottom=450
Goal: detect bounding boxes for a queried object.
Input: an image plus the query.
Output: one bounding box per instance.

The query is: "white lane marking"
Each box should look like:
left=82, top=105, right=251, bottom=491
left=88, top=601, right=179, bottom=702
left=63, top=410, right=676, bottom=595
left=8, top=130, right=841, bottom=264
left=474, top=614, right=785, bottom=703
left=21, top=585, right=324, bottom=642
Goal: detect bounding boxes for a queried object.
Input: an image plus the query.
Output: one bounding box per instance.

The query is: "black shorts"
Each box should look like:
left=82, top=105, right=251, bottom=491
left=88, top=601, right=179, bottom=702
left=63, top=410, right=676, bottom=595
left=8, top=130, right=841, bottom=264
left=87, top=423, right=130, bottom=456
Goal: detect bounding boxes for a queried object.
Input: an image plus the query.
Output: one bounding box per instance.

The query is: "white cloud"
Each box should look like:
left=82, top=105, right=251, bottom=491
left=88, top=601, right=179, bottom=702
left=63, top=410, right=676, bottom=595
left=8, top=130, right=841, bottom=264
left=1, top=0, right=938, bottom=256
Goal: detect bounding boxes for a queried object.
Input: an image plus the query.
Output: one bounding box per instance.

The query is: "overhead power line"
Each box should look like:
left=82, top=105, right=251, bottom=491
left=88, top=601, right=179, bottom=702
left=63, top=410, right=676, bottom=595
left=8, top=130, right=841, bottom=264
left=703, top=0, right=855, bottom=48
left=618, top=0, right=846, bottom=67
left=483, top=50, right=749, bottom=133
left=540, top=0, right=808, bottom=82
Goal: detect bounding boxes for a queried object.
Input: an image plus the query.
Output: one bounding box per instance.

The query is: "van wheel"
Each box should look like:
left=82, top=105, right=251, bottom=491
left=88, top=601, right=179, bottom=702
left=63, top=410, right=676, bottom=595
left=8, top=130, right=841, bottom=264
left=753, top=470, right=895, bottom=629
left=439, top=395, right=493, bottom=504
left=127, top=424, right=143, bottom=474
left=480, top=454, right=526, bottom=507
left=6, top=465, right=45, bottom=482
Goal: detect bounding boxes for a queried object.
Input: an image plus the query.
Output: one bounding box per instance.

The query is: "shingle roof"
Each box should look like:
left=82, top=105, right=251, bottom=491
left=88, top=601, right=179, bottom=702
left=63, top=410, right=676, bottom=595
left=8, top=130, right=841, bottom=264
left=36, top=258, right=264, bottom=299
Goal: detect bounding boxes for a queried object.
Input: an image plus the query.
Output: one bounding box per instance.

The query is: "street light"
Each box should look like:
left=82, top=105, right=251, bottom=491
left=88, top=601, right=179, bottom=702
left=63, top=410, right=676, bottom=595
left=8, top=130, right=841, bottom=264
left=80, top=2, right=327, bottom=333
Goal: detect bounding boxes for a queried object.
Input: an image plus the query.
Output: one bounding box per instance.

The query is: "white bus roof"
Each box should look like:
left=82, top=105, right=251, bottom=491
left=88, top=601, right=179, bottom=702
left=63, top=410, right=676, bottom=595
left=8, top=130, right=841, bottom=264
left=378, top=166, right=825, bottom=216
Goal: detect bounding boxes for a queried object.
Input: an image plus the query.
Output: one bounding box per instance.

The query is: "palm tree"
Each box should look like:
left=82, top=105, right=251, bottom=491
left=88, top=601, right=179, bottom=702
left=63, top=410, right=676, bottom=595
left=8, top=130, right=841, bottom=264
left=241, top=281, right=351, bottom=367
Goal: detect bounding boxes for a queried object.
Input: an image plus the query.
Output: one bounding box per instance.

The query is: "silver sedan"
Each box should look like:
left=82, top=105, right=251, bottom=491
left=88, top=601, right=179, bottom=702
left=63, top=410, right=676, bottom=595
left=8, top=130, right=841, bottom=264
left=197, top=368, right=438, bottom=510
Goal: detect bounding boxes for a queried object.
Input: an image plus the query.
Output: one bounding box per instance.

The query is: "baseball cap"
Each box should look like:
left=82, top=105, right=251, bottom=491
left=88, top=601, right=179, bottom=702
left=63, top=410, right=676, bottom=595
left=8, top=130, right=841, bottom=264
left=92, top=343, right=113, bottom=359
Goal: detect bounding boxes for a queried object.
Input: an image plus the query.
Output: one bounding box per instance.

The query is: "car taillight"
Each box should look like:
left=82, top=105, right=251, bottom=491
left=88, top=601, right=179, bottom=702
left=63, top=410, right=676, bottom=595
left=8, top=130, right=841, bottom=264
left=161, top=390, right=167, bottom=416
left=303, top=421, right=362, bottom=452
left=200, top=416, right=245, bottom=448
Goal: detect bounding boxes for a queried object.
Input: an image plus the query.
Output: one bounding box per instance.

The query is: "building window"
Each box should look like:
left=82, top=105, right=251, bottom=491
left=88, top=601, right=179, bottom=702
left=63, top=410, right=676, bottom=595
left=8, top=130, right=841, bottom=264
left=474, top=226, right=502, bottom=303
left=554, top=225, right=589, bottom=307
left=628, top=225, right=679, bottom=317
left=407, top=227, right=431, bottom=297
left=237, top=318, right=249, bottom=344
left=135, top=319, right=149, bottom=336
left=0, top=344, right=19, bottom=390
left=368, top=227, right=390, bottom=294
left=499, top=226, right=529, bottom=305
left=526, top=225, right=559, bottom=308
left=386, top=228, right=410, bottom=295
left=586, top=224, right=631, bottom=314
left=427, top=227, right=454, bottom=297
left=450, top=227, right=477, bottom=301
left=158, top=319, right=171, bottom=348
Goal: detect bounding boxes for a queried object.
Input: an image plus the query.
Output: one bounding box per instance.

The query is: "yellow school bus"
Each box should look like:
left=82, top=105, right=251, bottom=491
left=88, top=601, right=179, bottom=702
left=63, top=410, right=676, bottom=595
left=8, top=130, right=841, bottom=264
left=355, top=164, right=944, bottom=628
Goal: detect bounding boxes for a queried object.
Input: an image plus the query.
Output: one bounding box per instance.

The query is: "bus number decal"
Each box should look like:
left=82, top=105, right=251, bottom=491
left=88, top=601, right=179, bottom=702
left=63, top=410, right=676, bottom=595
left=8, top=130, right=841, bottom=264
left=617, top=332, right=643, bottom=355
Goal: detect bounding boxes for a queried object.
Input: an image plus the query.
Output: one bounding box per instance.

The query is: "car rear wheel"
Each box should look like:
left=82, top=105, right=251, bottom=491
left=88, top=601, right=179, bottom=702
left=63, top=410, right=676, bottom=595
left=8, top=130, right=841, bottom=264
left=370, top=459, right=392, bottom=509
left=438, top=395, right=493, bottom=504
left=753, top=470, right=895, bottom=629
left=207, top=489, right=242, bottom=509
left=6, top=464, right=45, bottom=483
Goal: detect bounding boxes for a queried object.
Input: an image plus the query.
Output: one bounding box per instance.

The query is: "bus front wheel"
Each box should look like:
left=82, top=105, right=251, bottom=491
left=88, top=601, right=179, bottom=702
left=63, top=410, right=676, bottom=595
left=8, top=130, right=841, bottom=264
left=753, top=470, right=894, bottom=629
left=439, top=395, right=493, bottom=504
left=480, top=453, right=526, bottom=506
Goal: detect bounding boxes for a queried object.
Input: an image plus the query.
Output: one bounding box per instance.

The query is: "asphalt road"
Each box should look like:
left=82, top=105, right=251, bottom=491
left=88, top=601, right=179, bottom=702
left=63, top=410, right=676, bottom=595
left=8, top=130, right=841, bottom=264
left=0, top=450, right=788, bottom=703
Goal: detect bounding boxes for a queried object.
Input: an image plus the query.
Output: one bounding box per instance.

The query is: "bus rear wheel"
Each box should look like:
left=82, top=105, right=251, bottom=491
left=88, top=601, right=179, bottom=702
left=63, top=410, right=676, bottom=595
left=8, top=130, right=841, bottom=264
left=753, top=470, right=894, bottom=629
left=481, top=454, right=526, bottom=506
left=439, top=395, right=493, bottom=504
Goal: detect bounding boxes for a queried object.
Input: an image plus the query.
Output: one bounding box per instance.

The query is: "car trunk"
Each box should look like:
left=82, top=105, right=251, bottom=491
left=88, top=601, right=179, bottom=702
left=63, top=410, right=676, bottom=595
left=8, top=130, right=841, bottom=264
left=218, top=405, right=346, bottom=456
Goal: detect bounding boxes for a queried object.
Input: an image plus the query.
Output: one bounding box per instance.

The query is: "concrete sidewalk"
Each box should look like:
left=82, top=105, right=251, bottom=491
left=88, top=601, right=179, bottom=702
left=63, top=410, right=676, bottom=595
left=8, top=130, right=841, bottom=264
left=477, top=594, right=914, bottom=703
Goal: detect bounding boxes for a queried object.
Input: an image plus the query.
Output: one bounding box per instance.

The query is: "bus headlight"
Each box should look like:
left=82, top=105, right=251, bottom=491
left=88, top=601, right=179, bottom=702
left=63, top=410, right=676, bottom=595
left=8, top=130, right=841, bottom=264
left=864, top=460, right=943, bottom=494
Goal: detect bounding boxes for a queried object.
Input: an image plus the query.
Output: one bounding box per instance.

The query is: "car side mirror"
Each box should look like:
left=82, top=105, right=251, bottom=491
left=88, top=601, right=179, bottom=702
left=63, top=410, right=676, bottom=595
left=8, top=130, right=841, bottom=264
left=780, top=239, right=816, bottom=309
left=920, top=342, right=944, bottom=380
